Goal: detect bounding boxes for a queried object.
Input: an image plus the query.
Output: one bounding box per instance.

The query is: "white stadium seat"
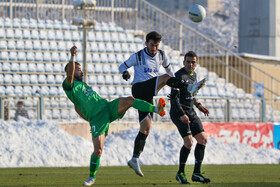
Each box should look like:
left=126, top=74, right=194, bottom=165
left=31, top=30, right=39, bottom=40
left=19, top=62, right=28, bottom=72
left=6, top=29, right=14, bottom=39
left=1, top=51, right=9, bottom=61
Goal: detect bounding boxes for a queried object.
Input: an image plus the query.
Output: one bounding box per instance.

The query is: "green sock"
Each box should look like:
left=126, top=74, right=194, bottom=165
left=132, top=99, right=155, bottom=113
left=89, top=153, right=100, bottom=179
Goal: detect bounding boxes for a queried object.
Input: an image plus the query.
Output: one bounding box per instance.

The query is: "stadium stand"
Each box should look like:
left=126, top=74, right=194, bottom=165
left=0, top=16, right=279, bottom=122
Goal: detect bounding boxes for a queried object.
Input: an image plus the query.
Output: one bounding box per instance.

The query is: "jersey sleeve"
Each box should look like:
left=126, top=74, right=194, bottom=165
left=162, top=52, right=174, bottom=77
left=62, top=78, right=73, bottom=91
left=119, top=53, right=137, bottom=73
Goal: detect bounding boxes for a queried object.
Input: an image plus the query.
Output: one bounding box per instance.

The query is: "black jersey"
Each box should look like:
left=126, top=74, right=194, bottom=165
left=169, top=67, right=197, bottom=116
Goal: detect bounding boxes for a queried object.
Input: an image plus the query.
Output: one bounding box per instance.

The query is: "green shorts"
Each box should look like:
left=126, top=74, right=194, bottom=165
left=90, top=98, right=125, bottom=138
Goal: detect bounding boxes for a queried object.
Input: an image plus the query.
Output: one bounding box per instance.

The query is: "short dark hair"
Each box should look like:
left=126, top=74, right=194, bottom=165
left=146, top=31, right=162, bottom=42
left=184, top=51, right=198, bottom=60
left=64, top=61, right=81, bottom=72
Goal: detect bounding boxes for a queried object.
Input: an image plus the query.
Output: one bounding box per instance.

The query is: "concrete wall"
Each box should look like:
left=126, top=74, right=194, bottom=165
left=239, top=0, right=280, bottom=57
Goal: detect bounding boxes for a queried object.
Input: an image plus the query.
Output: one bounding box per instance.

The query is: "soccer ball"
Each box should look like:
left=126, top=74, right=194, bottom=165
left=188, top=4, right=206, bottom=23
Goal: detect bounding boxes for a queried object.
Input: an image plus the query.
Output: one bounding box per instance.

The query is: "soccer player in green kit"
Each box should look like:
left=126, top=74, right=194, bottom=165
left=62, top=46, right=166, bottom=186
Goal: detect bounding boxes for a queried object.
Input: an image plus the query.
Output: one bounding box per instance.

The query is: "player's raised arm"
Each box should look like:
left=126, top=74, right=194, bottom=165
left=66, top=46, right=77, bottom=85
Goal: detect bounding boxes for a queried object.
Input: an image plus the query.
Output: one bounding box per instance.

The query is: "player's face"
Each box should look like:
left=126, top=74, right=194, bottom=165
left=183, top=56, right=197, bottom=74
left=145, top=40, right=160, bottom=55
left=74, top=64, right=83, bottom=81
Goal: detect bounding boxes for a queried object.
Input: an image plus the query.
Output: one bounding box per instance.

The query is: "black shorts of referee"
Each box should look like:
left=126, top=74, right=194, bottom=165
left=170, top=109, right=204, bottom=137
left=132, top=76, right=158, bottom=123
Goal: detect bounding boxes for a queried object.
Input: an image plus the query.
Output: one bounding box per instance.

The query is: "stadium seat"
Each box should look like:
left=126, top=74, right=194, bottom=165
left=56, top=75, right=64, bottom=84
left=40, top=86, right=49, bottom=96
left=49, top=41, right=58, bottom=51
left=107, top=54, right=116, bottom=64
left=37, top=20, right=45, bottom=29
left=28, top=63, right=36, bottom=72
left=64, top=31, right=72, bottom=41
left=0, top=30, right=5, bottom=39
left=43, top=52, right=51, bottom=62
left=13, top=19, right=21, bottom=28
left=41, top=41, right=49, bottom=51
left=39, top=30, right=47, bottom=40
left=88, top=32, right=95, bottom=42
left=4, top=18, right=12, bottom=28
left=23, top=85, right=32, bottom=95
left=53, top=64, right=63, bottom=73
left=103, top=32, right=111, bottom=42
left=5, top=85, right=14, bottom=96
left=5, top=29, right=14, bottom=39
left=98, top=43, right=106, bottom=52
left=49, top=87, right=58, bottom=96
left=129, top=43, right=137, bottom=53
left=72, top=31, right=80, bottom=42
left=14, top=29, right=22, bottom=39
left=31, top=30, right=39, bottom=40
left=9, top=51, right=17, bottom=61
left=113, top=76, right=121, bottom=85
left=90, top=43, right=98, bottom=52
left=118, top=33, right=126, bottom=43
left=0, top=52, right=9, bottom=61
left=48, top=30, right=55, bottom=40
left=88, top=75, right=96, bottom=85
left=110, top=64, right=118, bottom=74
left=92, top=53, right=100, bottom=63
left=0, top=41, right=7, bottom=49
left=55, top=30, right=63, bottom=41
left=105, top=43, right=113, bottom=53
left=4, top=74, right=12, bottom=84
left=51, top=52, right=59, bottom=62
left=105, top=75, right=113, bottom=85
left=94, top=63, right=102, bottom=74
left=36, top=63, right=45, bottom=72
left=123, top=87, right=131, bottom=95
left=22, top=30, right=31, bottom=39
left=38, top=75, right=46, bottom=84
left=57, top=41, right=66, bottom=51
left=10, top=63, right=19, bottom=72
left=96, top=75, right=105, bottom=85
left=59, top=53, right=68, bottom=62
left=100, top=53, right=108, bottom=63
left=21, top=74, right=30, bottom=84
left=116, top=54, right=124, bottom=63
left=24, top=41, right=33, bottom=50
left=61, top=20, right=70, bottom=30
left=76, top=53, right=83, bottom=63
left=14, top=85, right=23, bottom=95
left=19, top=62, right=28, bottom=72
left=35, top=52, right=43, bottom=61
left=111, top=32, right=119, bottom=43
left=113, top=43, right=121, bottom=53
left=45, top=63, right=53, bottom=73
left=29, top=19, right=37, bottom=29
left=33, top=41, right=41, bottom=51
left=47, top=75, right=55, bottom=84
left=66, top=41, right=74, bottom=50
left=87, top=64, right=94, bottom=73
left=126, top=33, right=134, bottom=43
left=95, top=32, right=103, bottom=42
left=45, top=21, right=53, bottom=30
left=53, top=20, right=62, bottom=30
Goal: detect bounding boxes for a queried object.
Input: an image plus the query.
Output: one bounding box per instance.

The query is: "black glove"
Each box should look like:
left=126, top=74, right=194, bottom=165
left=122, top=71, right=130, bottom=81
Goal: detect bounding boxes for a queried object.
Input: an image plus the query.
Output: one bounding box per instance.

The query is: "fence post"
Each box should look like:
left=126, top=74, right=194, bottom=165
left=261, top=98, right=266, bottom=122
left=179, top=24, right=183, bottom=53
left=9, top=0, right=13, bottom=19
left=135, top=0, right=138, bottom=31
left=226, top=99, right=231, bottom=122
left=225, top=51, right=229, bottom=83
left=0, top=97, right=2, bottom=120
left=111, top=0, right=114, bottom=23
left=39, top=97, right=44, bottom=120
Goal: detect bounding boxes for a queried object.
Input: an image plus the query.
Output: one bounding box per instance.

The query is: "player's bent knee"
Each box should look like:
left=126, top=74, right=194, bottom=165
left=94, top=149, right=103, bottom=157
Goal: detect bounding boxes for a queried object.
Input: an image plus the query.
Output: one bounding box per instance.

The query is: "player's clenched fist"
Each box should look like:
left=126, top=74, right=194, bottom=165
left=70, top=46, right=77, bottom=56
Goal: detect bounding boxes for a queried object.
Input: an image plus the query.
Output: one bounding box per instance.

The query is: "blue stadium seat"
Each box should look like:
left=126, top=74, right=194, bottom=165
left=19, top=62, right=28, bottom=72
left=31, top=30, right=39, bottom=40
left=21, top=74, right=30, bottom=84
left=28, top=63, right=36, bottom=72
left=7, top=41, right=16, bottom=50
left=14, top=29, right=22, bottom=39
left=33, top=41, right=41, bottom=50
left=24, top=41, right=33, bottom=50
left=23, top=30, right=31, bottom=39
left=10, top=63, right=19, bottom=72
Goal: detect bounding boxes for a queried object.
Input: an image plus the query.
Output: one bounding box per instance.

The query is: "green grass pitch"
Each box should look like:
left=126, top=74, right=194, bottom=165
left=0, top=165, right=280, bottom=186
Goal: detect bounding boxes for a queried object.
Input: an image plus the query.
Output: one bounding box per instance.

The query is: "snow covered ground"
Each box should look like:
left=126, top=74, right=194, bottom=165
left=1, top=119, right=279, bottom=168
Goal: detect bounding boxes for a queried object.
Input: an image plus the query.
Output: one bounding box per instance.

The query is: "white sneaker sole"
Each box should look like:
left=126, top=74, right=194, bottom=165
left=128, top=160, right=144, bottom=177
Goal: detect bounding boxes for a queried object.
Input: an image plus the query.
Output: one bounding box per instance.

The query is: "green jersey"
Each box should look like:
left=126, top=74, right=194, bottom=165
left=62, top=79, right=108, bottom=122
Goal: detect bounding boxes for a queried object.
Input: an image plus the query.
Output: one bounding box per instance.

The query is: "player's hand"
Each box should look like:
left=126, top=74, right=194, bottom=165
left=122, top=71, right=130, bottom=81
left=198, top=105, right=209, bottom=116
left=70, top=46, right=77, bottom=56
left=180, top=114, right=190, bottom=124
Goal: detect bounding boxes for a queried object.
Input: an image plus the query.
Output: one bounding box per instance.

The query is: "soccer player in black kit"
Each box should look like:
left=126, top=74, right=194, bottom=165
left=169, top=51, right=211, bottom=184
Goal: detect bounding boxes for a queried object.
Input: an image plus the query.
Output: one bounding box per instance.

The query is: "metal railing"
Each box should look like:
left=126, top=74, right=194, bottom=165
left=1, top=95, right=280, bottom=122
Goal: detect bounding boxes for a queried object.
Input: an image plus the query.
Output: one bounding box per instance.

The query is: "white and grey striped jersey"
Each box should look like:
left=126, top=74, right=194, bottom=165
left=119, top=47, right=174, bottom=85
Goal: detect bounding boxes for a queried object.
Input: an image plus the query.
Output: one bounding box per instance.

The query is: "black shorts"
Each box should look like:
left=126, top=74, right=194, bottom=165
left=132, top=77, right=158, bottom=123
left=170, top=110, right=204, bottom=137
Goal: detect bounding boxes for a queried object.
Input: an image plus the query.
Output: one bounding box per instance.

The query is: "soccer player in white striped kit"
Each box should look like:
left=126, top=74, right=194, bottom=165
left=119, top=31, right=206, bottom=177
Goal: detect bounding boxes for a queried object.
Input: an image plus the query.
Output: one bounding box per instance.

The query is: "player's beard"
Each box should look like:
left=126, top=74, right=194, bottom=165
left=74, top=74, right=83, bottom=81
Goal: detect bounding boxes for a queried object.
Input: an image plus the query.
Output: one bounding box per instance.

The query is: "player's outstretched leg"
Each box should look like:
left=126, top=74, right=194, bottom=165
left=128, top=158, right=144, bottom=177
left=185, top=78, right=206, bottom=96
left=82, top=177, right=95, bottom=186
left=191, top=173, right=211, bottom=183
